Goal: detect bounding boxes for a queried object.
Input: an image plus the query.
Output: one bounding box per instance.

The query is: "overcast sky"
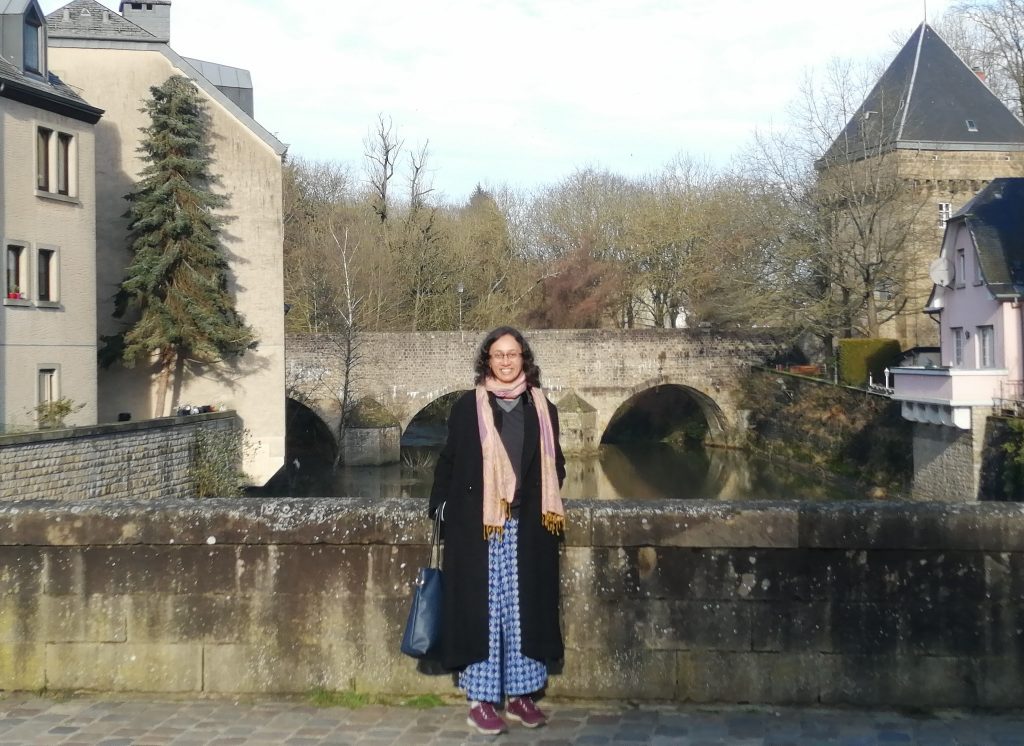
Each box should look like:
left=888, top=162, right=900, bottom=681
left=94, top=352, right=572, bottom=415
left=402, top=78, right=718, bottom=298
left=42, top=0, right=955, bottom=201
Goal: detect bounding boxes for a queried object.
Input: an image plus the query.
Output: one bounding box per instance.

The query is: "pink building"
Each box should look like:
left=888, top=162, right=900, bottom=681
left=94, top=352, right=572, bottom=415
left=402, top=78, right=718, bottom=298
left=892, top=178, right=1024, bottom=498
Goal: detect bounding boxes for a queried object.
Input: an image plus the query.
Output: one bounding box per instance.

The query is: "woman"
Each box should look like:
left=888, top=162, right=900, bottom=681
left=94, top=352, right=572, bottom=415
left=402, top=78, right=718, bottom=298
left=429, top=326, right=566, bottom=735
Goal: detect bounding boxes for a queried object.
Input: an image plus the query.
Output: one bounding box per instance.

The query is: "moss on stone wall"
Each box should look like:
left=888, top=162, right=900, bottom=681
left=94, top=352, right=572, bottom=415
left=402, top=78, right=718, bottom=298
left=346, top=398, right=399, bottom=428
left=739, top=370, right=912, bottom=496
left=979, top=415, right=1024, bottom=501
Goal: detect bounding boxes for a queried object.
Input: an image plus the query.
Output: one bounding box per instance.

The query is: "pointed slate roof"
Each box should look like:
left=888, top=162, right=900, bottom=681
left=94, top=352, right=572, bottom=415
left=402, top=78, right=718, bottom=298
left=46, top=0, right=155, bottom=41
left=821, top=24, right=1024, bottom=165
left=0, top=1, right=37, bottom=13
left=950, top=178, right=1024, bottom=297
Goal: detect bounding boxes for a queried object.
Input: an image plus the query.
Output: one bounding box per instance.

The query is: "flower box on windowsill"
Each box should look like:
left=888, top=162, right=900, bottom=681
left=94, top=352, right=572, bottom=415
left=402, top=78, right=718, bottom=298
left=6, top=292, right=24, bottom=300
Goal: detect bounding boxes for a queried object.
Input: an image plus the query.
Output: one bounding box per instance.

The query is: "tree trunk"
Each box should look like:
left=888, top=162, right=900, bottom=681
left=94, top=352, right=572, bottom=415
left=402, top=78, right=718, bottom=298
left=865, top=291, right=880, bottom=337
left=332, top=331, right=354, bottom=473
left=153, top=347, right=177, bottom=418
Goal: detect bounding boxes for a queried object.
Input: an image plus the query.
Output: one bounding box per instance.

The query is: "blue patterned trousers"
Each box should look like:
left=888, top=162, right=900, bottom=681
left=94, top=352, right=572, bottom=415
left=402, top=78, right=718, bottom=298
left=459, top=518, right=548, bottom=703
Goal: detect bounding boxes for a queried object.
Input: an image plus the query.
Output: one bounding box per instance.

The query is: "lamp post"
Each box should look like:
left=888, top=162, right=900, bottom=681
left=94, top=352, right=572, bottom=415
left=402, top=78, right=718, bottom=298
left=457, top=282, right=464, bottom=342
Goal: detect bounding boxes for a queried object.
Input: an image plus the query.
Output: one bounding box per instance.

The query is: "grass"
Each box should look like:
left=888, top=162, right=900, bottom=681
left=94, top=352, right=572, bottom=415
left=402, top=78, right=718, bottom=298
left=309, top=687, right=445, bottom=709
left=401, top=694, right=445, bottom=709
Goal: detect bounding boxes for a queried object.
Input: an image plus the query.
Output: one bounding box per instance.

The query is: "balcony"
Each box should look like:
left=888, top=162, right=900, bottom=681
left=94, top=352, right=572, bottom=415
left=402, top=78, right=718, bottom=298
left=995, top=379, right=1024, bottom=416
left=890, top=366, right=1012, bottom=429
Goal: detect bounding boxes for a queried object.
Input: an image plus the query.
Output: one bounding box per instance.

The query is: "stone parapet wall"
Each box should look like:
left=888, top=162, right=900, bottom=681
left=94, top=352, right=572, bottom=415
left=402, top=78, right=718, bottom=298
left=899, top=148, right=1024, bottom=186
left=2, top=498, right=1023, bottom=707
left=0, top=413, right=238, bottom=501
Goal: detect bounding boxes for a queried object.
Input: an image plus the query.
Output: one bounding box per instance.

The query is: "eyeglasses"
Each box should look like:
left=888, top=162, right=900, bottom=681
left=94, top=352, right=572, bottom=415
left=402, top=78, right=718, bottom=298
left=490, top=351, right=522, bottom=362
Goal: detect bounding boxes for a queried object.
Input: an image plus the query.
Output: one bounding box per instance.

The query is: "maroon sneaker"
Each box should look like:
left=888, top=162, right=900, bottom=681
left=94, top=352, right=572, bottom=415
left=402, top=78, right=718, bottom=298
left=506, top=695, right=547, bottom=728
left=467, top=701, right=508, bottom=735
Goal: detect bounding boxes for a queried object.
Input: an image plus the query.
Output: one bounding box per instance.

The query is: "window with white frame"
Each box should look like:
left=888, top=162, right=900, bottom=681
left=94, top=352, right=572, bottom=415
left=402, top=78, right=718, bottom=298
left=956, top=249, right=966, bottom=288
left=952, top=327, right=964, bottom=367
left=36, top=127, right=50, bottom=191
left=5, top=243, right=28, bottom=299
left=36, top=246, right=58, bottom=303
left=37, top=367, right=57, bottom=410
left=56, top=133, right=72, bottom=195
left=939, top=202, right=952, bottom=229
left=978, top=325, right=996, bottom=368
left=35, top=127, right=76, bottom=198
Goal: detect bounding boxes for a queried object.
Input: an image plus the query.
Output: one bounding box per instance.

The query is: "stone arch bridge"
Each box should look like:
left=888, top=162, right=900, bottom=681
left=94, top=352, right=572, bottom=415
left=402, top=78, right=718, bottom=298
left=287, top=330, right=785, bottom=455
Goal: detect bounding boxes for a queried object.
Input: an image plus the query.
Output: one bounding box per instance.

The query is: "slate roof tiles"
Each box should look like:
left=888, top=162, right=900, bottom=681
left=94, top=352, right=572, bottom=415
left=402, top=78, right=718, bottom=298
left=823, top=23, right=1024, bottom=164
left=46, top=0, right=154, bottom=40
left=954, top=178, right=1024, bottom=297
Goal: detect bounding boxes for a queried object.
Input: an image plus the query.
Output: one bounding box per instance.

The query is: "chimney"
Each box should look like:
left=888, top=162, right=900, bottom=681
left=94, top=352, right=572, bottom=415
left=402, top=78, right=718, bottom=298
left=118, top=0, right=172, bottom=43
left=973, top=66, right=987, bottom=83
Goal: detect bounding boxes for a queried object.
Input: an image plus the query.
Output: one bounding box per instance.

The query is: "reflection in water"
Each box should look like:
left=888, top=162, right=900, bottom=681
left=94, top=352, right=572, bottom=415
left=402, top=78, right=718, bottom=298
left=278, top=441, right=860, bottom=501
left=569, top=443, right=858, bottom=500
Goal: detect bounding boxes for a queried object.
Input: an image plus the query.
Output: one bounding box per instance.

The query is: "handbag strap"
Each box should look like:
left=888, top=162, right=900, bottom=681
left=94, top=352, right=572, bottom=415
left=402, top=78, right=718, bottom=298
left=428, top=509, right=443, bottom=569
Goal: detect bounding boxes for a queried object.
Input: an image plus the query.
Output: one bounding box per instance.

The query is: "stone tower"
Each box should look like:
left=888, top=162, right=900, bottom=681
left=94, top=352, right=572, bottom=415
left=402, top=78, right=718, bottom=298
left=822, top=23, right=1024, bottom=348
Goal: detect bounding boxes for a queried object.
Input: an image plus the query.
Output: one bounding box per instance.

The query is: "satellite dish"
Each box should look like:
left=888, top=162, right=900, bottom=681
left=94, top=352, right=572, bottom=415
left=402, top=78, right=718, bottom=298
left=929, top=257, right=954, bottom=287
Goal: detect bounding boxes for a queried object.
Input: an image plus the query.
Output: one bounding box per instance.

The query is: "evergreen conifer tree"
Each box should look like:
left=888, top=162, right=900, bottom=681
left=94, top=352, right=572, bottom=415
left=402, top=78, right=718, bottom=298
left=103, top=75, right=255, bottom=417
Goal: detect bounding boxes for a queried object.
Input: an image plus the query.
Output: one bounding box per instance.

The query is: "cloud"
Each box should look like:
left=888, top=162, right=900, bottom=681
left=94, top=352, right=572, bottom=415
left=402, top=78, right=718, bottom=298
left=41, top=0, right=955, bottom=198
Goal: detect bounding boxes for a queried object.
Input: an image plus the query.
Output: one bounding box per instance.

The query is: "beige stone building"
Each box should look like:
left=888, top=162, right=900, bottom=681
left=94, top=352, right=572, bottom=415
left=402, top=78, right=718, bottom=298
left=45, top=0, right=288, bottom=483
left=1, top=0, right=102, bottom=432
left=822, top=23, right=1024, bottom=349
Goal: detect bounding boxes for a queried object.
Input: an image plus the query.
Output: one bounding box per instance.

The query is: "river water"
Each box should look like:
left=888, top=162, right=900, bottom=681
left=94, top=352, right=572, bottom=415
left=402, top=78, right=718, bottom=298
left=282, top=438, right=861, bottom=501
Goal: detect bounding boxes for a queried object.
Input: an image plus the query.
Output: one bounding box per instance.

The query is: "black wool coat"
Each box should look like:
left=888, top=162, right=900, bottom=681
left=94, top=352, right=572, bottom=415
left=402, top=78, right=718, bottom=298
left=428, top=388, right=566, bottom=672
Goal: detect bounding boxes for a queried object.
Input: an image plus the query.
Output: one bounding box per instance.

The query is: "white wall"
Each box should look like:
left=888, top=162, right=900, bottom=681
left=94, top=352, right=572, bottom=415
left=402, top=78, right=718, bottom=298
left=47, top=47, right=285, bottom=483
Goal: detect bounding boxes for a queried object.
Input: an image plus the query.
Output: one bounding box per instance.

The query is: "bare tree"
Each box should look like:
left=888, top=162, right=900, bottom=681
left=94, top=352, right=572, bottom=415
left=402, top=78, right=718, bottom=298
left=526, top=168, right=634, bottom=326
left=408, top=141, right=435, bottom=210
left=745, top=60, right=927, bottom=346
left=282, top=158, right=357, bottom=334
left=327, top=223, right=363, bottom=471
left=364, top=114, right=403, bottom=224
left=944, top=0, right=1024, bottom=116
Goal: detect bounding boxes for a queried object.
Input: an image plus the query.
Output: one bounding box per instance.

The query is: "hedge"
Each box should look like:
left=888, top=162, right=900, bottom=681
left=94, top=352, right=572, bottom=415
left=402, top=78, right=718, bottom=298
left=838, top=338, right=902, bottom=387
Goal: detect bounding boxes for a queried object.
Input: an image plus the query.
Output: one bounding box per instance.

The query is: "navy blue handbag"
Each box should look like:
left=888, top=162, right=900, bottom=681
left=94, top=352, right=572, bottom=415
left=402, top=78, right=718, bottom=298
left=400, top=511, right=444, bottom=659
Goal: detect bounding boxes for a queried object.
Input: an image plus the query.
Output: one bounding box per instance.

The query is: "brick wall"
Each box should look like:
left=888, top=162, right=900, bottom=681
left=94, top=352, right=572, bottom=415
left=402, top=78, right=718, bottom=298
left=2, top=498, right=1023, bottom=706
left=0, top=413, right=239, bottom=501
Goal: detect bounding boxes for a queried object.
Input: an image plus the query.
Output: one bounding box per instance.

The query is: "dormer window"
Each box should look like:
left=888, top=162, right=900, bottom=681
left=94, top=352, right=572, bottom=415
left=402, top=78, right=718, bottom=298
left=23, top=7, right=44, bottom=74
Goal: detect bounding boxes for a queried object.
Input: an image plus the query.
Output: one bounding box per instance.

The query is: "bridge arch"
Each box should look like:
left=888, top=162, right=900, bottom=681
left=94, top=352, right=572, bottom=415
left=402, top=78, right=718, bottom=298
left=601, top=383, right=728, bottom=445
left=285, top=397, right=337, bottom=468
left=397, top=386, right=468, bottom=433
left=402, top=389, right=468, bottom=445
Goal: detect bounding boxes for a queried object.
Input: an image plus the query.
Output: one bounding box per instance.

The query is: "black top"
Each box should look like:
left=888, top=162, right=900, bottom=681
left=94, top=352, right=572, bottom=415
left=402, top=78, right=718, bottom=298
left=496, top=396, right=525, bottom=515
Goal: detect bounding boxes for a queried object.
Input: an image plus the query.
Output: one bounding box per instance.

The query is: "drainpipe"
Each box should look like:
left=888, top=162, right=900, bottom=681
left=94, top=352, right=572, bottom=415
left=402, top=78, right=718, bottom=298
left=1016, top=296, right=1024, bottom=389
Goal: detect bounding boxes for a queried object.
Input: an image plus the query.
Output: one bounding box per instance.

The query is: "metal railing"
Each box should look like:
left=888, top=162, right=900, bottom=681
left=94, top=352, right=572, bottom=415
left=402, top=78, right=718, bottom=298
left=867, top=368, right=895, bottom=396
left=995, top=379, right=1024, bottom=416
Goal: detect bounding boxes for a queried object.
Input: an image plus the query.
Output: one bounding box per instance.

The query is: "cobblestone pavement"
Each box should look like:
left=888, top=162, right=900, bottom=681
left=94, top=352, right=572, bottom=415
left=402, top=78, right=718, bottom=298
left=2, top=694, right=1024, bottom=745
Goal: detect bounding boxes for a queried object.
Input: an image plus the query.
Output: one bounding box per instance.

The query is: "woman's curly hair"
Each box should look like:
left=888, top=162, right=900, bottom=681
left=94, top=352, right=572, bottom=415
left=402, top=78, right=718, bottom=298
left=474, top=326, right=542, bottom=387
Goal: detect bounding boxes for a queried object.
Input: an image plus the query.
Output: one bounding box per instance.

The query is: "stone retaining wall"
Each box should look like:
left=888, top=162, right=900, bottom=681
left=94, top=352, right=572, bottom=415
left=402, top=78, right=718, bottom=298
left=1, top=498, right=1022, bottom=707
left=0, top=413, right=239, bottom=501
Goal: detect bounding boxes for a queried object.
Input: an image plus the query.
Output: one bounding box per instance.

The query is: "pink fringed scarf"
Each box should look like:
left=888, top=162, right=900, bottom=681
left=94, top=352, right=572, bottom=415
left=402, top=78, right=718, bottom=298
left=476, top=374, right=564, bottom=538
